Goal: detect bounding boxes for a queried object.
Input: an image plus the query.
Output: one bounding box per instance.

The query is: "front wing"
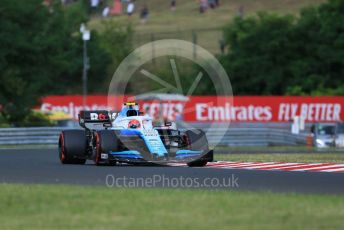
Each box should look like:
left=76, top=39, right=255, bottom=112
left=101, top=149, right=214, bottom=165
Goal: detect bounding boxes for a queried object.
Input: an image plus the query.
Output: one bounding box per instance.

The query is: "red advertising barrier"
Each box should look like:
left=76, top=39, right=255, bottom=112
left=39, top=95, right=344, bottom=123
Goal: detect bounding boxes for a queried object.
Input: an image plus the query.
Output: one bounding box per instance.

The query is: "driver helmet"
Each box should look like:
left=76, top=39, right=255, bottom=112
left=128, top=119, right=141, bottom=129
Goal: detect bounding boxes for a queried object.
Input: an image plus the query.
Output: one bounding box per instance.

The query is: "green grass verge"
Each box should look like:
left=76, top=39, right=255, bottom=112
left=89, top=0, right=326, bottom=53
left=216, top=153, right=344, bottom=164
left=0, top=184, right=343, bottom=230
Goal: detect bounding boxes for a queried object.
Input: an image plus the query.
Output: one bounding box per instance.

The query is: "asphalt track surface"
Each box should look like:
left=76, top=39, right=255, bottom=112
left=0, top=149, right=344, bottom=194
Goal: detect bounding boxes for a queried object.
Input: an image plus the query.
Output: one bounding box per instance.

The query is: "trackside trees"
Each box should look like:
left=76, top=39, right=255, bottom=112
left=221, top=0, right=344, bottom=96
left=0, top=0, right=131, bottom=124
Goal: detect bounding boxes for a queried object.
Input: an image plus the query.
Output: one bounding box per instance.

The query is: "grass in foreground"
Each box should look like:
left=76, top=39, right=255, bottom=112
left=216, top=153, right=344, bottom=164
left=0, top=184, right=343, bottom=230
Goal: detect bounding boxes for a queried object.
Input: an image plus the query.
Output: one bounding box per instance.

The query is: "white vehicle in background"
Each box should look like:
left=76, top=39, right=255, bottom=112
left=311, top=122, right=344, bottom=148
left=335, top=122, right=344, bottom=147
left=311, top=123, right=335, bottom=148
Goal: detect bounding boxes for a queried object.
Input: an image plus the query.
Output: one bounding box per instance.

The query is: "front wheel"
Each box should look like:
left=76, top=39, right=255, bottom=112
left=187, top=160, right=208, bottom=167
left=95, top=130, right=119, bottom=166
left=185, top=129, right=211, bottom=167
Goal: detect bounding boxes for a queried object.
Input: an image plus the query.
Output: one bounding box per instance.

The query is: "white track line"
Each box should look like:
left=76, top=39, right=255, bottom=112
left=209, top=162, right=275, bottom=168
left=291, top=164, right=344, bottom=172
left=266, top=163, right=319, bottom=171
left=169, top=161, right=344, bottom=173
left=322, top=167, right=344, bottom=172
left=208, top=162, right=247, bottom=166
left=256, top=163, right=303, bottom=170
left=243, top=162, right=299, bottom=169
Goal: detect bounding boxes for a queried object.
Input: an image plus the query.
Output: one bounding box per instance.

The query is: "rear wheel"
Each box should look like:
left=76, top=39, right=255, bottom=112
left=59, top=130, right=87, bottom=164
left=185, top=129, right=210, bottom=167
left=95, top=130, right=119, bottom=166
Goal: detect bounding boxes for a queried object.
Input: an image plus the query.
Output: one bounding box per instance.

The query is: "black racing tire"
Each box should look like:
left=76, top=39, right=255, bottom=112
left=59, top=130, right=87, bottom=165
left=185, top=129, right=210, bottom=167
left=95, top=130, right=119, bottom=166
left=187, top=160, right=208, bottom=167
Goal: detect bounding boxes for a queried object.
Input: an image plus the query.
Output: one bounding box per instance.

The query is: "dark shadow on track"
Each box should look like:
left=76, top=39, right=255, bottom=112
left=0, top=149, right=343, bottom=194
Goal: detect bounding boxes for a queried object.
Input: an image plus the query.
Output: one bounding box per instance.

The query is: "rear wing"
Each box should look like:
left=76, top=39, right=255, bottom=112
left=79, top=111, right=117, bottom=130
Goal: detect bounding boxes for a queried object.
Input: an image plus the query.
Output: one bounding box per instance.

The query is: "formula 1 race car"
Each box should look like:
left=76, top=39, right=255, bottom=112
left=58, top=102, right=213, bottom=167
